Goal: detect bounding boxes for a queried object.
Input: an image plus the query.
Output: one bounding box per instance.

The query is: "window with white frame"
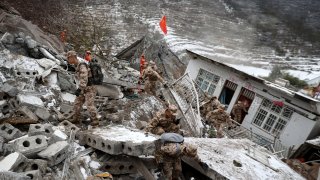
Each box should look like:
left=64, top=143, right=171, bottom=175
left=252, top=98, right=294, bottom=136
left=195, top=69, right=220, bottom=95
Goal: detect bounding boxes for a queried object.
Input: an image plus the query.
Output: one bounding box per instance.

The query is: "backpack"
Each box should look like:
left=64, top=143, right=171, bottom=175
left=88, top=60, right=103, bottom=85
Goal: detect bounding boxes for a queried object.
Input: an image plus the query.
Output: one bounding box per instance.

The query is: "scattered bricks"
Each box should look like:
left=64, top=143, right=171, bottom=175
left=0, top=123, right=23, bottom=141
left=14, top=135, right=48, bottom=157
left=100, top=157, right=136, bottom=175
left=0, top=171, right=31, bottom=180
left=18, top=159, right=47, bottom=174
left=35, top=108, right=51, bottom=121
left=23, top=170, right=42, bottom=180
left=0, top=82, right=19, bottom=96
left=28, top=124, right=46, bottom=136
left=17, top=94, right=44, bottom=108
left=18, top=106, right=39, bottom=121
left=85, top=133, right=123, bottom=155
left=59, top=120, right=80, bottom=133
left=38, top=141, right=69, bottom=166
left=0, top=152, right=28, bottom=171
left=61, top=110, right=74, bottom=120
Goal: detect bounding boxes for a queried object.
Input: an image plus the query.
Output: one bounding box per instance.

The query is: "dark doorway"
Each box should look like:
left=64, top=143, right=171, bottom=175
left=231, top=88, right=255, bottom=124
left=219, top=80, right=237, bottom=109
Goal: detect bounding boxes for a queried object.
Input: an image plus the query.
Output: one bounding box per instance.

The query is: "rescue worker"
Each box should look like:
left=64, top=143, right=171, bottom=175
left=206, top=105, right=233, bottom=138
left=231, top=101, right=247, bottom=123
left=84, top=50, right=92, bottom=62
left=160, top=141, right=201, bottom=180
left=60, top=29, right=67, bottom=43
left=145, top=104, right=180, bottom=135
left=201, top=96, right=221, bottom=117
left=142, top=61, right=167, bottom=96
left=70, top=52, right=99, bottom=127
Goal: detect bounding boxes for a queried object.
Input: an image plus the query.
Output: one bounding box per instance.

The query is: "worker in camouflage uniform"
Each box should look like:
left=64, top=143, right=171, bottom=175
left=145, top=104, right=180, bottom=135
left=206, top=105, right=233, bottom=138
left=232, top=101, right=247, bottom=123
left=142, top=61, right=166, bottom=96
left=201, top=96, right=221, bottom=117
left=70, top=52, right=99, bottom=127
left=160, top=142, right=201, bottom=180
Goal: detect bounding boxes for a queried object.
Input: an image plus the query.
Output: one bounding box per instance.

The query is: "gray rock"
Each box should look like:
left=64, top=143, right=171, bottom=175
left=0, top=32, right=14, bottom=45
left=1, top=83, right=18, bottom=97
left=25, top=37, right=38, bottom=49
left=15, top=37, right=24, bottom=44
left=0, top=171, right=31, bottom=180
left=18, top=32, right=25, bottom=39
left=57, top=72, right=77, bottom=92
left=35, top=108, right=51, bottom=121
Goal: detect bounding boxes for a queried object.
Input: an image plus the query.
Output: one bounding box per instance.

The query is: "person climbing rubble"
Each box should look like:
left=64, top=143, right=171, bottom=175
left=70, top=51, right=99, bottom=127
left=145, top=104, right=181, bottom=135
left=206, top=105, right=233, bottom=138
left=84, top=50, right=92, bottom=62
left=158, top=133, right=205, bottom=180
left=142, top=61, right=167, bottom=96
left=231, top=101, right=247, bottom=124
left=200, top=96, right=221, bottom=117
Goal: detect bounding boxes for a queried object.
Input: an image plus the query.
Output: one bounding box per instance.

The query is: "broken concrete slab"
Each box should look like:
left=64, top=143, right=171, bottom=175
left=0, top=82, right=18, bottom=96
left=100, top=157, right=137, bottom=175
left=35, top=107, right=51, bottom=121
left=38, top=141, right=69, bottom=166
left=48, top=129, right=68, bottom=144
left=83, top=126, right=157, bottom=156
left=96, top=84, right=124, bottom=99
left=0, top=123, right=23, bottom=141
left=0, top=136, right=4, bottom=153
left=14, top=135, right=48, bottom=157
left=0, top=152, right=28, bottom=171
left=0, top=171, right=31, bottom=180
left=17, top=94, right=44, bottom=108
left=57, top=71, right=77, bottom=92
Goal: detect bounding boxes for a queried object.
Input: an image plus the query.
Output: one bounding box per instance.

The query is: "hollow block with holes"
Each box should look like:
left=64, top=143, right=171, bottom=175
left=38, top=141, right=69, bottom=166
left=28, top=124, right=53, bottom=137
left=0, top=123, right=23, bottom=141
left=58, top=120, right=80, bottom=134
left=85, top=133, right=123, bottom=155
left=0, top=152, right=28, bottom=171
left=23, top=170, right=42, bottom=180
left=100, top=159, right=136, bottom=175
left=14, top=135, right=48, bottom=157
left=18, top=159, right=48, bottom=174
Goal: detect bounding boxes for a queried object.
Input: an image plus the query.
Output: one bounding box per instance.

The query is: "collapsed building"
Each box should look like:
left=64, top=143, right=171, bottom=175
left=0, top=3, right=307, bottom=180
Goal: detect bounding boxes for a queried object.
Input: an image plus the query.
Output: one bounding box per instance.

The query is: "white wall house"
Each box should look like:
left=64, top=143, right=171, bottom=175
left=185, top=50, right=320, bottom=150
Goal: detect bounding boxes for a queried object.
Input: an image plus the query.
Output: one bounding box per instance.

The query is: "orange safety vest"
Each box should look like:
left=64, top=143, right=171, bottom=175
left=84, top=54, right=92, bottom=62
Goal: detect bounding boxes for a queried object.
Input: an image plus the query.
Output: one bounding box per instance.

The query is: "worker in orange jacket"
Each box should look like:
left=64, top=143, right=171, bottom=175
left=84, top=50, right=92, bottom=62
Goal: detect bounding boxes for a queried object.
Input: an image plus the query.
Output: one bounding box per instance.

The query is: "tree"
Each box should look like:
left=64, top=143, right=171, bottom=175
left=265, top=65, right=282, bottom=81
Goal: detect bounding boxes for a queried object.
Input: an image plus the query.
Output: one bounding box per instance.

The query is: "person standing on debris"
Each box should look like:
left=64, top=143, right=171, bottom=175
left=142, top=61, right=167, bottom=96
left=145, top=104, right=181, bottom=135
left=71, top=53, right=99, bottom=127
left=231, top=101, right=247, bottom=124
left=201, top=96, right=221, bottom=117
left=84, top=50, right=92, bottom=62
left=159, top=133, right=204, bottom=180
left=60, top=29, right=67, bottom=43
left=206, top=105, right=233, bottom=138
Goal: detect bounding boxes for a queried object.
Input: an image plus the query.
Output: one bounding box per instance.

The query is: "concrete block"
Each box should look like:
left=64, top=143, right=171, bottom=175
left=38, top=141, right=69, bottom=166
left=75, top=131, right=86, bottom=146
left=35, top=108, right=51, bottom=121
left=61, top=92, right=76, bottom=103
left=23, top=170, right=42, bottom=180
left=0, top=100, right=10, bottom=116
left=0, top=152, right=28, bottom=171
left=59, top=120, right=80, bottom=133
left=18, top=106, right=39, bottom=121
left=0, top=83, right=18, bottom=97
left=85, top=133, right=123, bottom=155
left=14, top=135, right=48, bottom=157
left=0, top=123, right=23, bottom=141
left=15, top=69, right=38, bottom=78
left=28, top=124, right=52, bottom=136
left=17, top=94, right=44, bottom=108
left=0, top=171, right=31, bottom=180
left=48, top=129, right=68, bottom=144
left=122, top=141, right=144, bottom=156
left=0, top=91, right=10, bottom=100
left=0, top=136, right=4, bottom=153
left=100, top=157, right=136, bottom=175
left=17, top=159, right=47, bottom=174
left=60, top=103, right=73, bottom=113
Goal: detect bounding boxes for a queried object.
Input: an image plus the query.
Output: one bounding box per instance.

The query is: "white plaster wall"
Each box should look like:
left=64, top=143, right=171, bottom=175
left=280, top=113, right=316, bottom=147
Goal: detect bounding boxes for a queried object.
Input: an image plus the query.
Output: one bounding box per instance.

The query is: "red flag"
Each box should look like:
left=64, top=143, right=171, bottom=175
left=273, top=101, right=284, bottom=107
left=159, top=16, right=167, bottom=35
